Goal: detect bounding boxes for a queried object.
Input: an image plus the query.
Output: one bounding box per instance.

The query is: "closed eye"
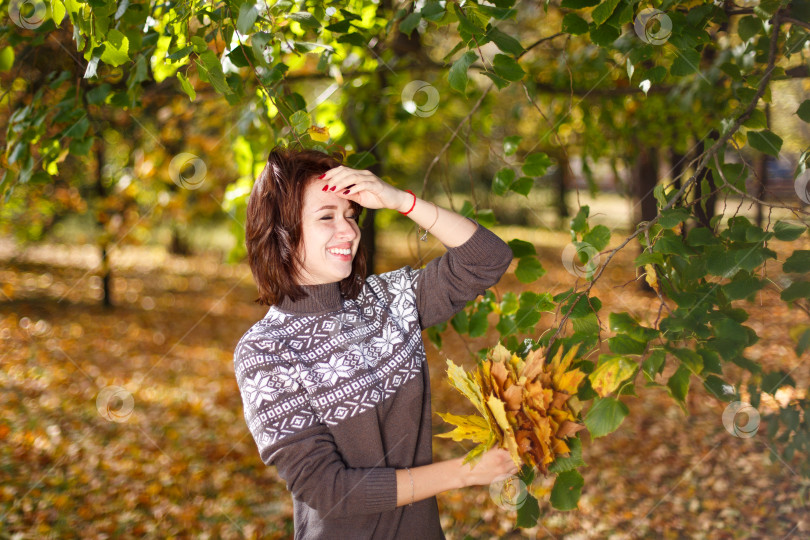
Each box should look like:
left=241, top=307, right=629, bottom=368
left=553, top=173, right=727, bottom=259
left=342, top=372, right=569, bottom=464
left=321, top=215, right=359, bottom=221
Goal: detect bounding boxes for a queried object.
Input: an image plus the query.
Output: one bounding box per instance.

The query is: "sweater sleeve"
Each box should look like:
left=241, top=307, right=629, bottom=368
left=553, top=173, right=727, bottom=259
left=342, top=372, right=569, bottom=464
left=234, top=339, right=397, bottom=517
left=411, top=218, right=513, bottom=330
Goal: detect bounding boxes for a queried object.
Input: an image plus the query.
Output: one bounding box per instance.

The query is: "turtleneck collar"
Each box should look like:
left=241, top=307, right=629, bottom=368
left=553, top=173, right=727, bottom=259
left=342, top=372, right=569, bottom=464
left=275, top=281, right=343, bottom=315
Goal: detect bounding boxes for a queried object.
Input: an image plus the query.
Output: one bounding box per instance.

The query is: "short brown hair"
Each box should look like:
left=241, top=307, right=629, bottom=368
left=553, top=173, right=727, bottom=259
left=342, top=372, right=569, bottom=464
left=245, top=145, right=367, bottom=306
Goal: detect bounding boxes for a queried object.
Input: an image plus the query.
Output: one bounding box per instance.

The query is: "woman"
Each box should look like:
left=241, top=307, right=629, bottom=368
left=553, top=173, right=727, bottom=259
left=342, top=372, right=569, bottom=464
left=233, top=146, right=518, bottom=539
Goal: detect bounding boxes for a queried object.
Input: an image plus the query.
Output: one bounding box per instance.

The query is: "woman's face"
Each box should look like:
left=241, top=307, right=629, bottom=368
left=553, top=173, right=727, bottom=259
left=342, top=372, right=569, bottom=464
left=295, top=178, right=361, bottom=285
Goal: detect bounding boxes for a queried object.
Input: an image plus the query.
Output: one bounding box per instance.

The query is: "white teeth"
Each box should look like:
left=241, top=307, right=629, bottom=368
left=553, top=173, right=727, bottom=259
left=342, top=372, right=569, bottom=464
left=328, top=248, right=351, bottom=255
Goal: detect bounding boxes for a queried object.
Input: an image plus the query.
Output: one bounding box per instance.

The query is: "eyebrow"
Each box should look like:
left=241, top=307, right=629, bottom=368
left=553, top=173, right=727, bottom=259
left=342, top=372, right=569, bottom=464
left=313, top=205, right=354, bottom=213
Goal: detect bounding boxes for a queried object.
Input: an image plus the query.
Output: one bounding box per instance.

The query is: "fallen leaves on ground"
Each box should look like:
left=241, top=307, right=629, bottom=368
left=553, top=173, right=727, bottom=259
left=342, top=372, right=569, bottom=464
left=1, top=228, right=808, bottom=539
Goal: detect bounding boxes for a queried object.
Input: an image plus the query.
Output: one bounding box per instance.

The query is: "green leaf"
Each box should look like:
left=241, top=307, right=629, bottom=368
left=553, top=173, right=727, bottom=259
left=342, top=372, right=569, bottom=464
left=515, top=256, right=546, bottom=283
left=774, top=221, right=806, bottom=241
left=634, top=252, right=664, bottom=266
left=582, top=225, right=610, bottom=251
left=562, top=13, right=589, bottom=35
left=510, top=176, right=533, bottom=196
left=722, top=276, right=764, bottom=300
left=591, top=0, right=621, bottom=26
left=176, top=72, right=196, bottom=101
left=590, top=23, right=621, bottom=47
left=703, top=375, right=738, bottom=402
left=503, top=135, right=521, bottom=156
left=642, top=349, right=666, bottom=381
left=237, top=3, right=259, bottom=35
left=290, top=109, right=311, bottom=133
left=451, top=309, right=469, bottom=334
left=508, top=239, right=536, bottom=258
left=797, top=100, right=810, bottom=123
left=561, top=0, right=599, bottom=7
left=499, top=291, right=519, bottom=315
left=781, top=281, right=810, bottom=302
left=795, top=328, right=810, bottom=356
left=492, top=53, right=525, bottom=81
left=570, top=206, right=589, bottom=233
left=783, top=250, right=810, bottom=273
left=288, top=11, right=321, bottom=29
left=671, top=347, right=703, bottom=375
left=670, top=48, right=700, bottom=76
left=584, top=396, right=628, bottom=438
left=325, top=20, right=352, bottom=32
left=743, top=108, right=768, bottom=130
left=550, top=469, right=584, bottom=511
left=658, top=208, right=691, bottom=229
left=198, top=50, right=232, bottom=94
left=686, top=227, right=720, bottom=246
left=486, top=27, right=524, bottom=56
left=522, top=152, right=552, bottom=176
left=448, top=51, right=477, bottom=93
left=548, top=436, right=585, bottom=473
left=608, top=334, right=646, bottom=355
left=100, top=29, right=130, bottom=67
left=762, top=370, right=795, bottom=394
left=492, top=167, right=515, bottom=196
left=609, top=312, right=659, bottom=342
left=666, top=364, right=691, bottom=405
left=737, top=16, right=761, bottom=41
left=399, top=12, right=422, bottom=35
left=747, top=129, right=783, bottom=157
left=468, top=309, right=489, bottom=337
left=0, top=46, right=14, bottom=72
left=516, top=492, right=541, bottom=526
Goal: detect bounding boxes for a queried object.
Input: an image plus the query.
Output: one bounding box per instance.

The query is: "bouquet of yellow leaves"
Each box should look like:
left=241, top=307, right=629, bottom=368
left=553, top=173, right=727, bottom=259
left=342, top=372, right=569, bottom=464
left=437, top=342, right=587, bottom=476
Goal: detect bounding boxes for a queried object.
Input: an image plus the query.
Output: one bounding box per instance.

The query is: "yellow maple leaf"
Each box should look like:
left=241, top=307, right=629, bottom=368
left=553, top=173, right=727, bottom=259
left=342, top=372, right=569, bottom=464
left=435, top=412, right=493, bottom=445
left=486, top=394, right=522, bottom=466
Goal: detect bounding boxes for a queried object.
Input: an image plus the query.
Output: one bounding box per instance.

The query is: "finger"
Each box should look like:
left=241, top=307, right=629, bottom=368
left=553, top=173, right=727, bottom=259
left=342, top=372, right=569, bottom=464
left=320, top=166, right=356, bottom=189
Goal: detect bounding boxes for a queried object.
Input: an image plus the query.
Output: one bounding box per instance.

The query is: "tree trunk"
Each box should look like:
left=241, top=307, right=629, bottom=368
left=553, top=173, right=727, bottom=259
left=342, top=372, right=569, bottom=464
left=556, top=153, right=570, bottom=229
left=634, top=144, right=659, bottom=293
left=633, top=145, right=659, bottom=225
left=95, top=139, right=112, bottom=309
left=755, top=104, right=770, bottom=228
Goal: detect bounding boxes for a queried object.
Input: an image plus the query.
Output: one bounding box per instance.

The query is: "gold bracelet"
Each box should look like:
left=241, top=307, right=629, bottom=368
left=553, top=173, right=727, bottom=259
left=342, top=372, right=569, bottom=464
left=418, top=202, right=439, bottom=242
left=405, top=467, right=414, bottom=506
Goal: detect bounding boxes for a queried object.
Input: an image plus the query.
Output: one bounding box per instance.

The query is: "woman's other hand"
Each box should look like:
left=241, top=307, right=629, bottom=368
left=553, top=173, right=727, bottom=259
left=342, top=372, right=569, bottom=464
left=318, top=166, right=410, bottom=212
left=459, top=447, right=520, bottom=487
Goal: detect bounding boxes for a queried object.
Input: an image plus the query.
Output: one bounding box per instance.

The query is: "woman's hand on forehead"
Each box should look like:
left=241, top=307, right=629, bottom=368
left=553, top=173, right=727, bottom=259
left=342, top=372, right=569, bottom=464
left=319, top=166, right=409, bottom=212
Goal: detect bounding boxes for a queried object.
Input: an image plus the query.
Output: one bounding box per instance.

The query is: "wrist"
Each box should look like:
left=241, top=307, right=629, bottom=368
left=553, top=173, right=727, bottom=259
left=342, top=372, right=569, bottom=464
left=397, top=190, right=416, bottom=214
left=454, top=457, right=471, bottom=489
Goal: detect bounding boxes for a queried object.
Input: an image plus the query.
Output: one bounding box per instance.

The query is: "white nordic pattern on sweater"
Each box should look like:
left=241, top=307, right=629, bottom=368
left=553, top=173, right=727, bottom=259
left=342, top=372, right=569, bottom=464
left=234, top=266, right=424, bottom=452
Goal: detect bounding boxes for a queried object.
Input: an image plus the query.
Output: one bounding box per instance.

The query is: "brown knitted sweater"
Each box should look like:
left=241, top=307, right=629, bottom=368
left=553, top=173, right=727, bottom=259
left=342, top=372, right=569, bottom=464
left=233, top=219, right=513, bottom=539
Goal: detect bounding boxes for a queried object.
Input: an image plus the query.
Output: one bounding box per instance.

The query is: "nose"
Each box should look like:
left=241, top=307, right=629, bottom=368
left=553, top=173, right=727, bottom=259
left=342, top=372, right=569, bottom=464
left=337, top=214, right=358, bottom=240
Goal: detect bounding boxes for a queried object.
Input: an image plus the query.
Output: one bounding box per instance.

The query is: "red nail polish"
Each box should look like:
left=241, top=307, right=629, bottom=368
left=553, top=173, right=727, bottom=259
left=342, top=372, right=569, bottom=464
left=330, top=186, right=336, bottom=191
left=322, top=185, right=328, bottom=191
left=343, top=189, right=350, bottom=195
left=318, top=173, right=325, bottom=179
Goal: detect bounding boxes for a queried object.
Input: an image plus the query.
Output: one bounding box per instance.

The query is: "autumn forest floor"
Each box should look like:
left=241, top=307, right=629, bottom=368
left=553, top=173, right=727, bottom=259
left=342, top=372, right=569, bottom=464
left=1, top=225, right=808, bottom=539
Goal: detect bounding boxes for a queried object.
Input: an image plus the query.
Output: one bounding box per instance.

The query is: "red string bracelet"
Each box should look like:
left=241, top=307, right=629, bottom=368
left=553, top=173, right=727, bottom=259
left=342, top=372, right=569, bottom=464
left=398, top=189, right=416, bottom=215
